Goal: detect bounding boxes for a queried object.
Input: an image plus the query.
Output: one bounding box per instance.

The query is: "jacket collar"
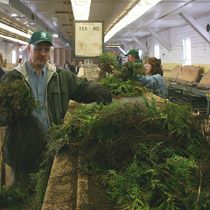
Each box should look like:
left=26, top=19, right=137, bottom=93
left=15, top=61, right=57, bottom=83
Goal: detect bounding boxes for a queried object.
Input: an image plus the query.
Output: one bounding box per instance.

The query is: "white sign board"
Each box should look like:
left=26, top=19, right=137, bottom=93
left=75, top=22, right=103, bottom=57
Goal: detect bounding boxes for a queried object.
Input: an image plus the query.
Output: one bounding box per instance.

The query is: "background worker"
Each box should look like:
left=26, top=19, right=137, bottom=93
left=137, top=57, right=167, bottom=98
left=126, top=49, right=142, bottom=64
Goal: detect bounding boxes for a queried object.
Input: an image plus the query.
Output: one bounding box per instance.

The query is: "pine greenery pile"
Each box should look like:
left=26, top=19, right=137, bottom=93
left=100, top=76, right=147, bottom=97
left=47, top=99, right=210, bottom=209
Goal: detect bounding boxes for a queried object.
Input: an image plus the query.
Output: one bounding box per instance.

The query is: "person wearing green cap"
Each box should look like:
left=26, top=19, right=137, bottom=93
left=0, top=31, right=112, bottom=180
left=126, top=49, right=142, bottom=64
left=119, top=49, right=144, bottom=81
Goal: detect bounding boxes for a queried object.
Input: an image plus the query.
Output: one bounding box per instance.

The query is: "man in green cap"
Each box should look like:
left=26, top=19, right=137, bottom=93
left=0, top=31, right=112, bottom=179
left=119, top=49, right=144, bottom=80
left=126, top=49, right=142, bottom=63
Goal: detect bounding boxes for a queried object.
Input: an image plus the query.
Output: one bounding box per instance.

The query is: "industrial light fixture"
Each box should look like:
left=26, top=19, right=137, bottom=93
left=0, top=22, right=31, bottom=38
left=11, top=13, right=24, bottom=18
left=0, top=0, right=9, bottom=5
left=70, top=0, right=91, bottom=20
left=0, top=34, right=28, bottom=45
left=118, top=47, right=126, bottom=55
left=11, top=13, right=18, bottom=17
left=104, top=0, right=162, bottom=42
left=105, top=44, right=121, bottom=48
left=53, top=33, right=59, bottom=38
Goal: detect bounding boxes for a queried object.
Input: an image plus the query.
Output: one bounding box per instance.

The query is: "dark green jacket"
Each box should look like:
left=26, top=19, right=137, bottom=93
left=0, top=61, right=99, bottom=171
left=1, top=61, right=97, bottom=126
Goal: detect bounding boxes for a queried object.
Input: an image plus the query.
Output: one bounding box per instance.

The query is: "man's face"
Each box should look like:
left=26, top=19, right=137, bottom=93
left=128, top=55, right=135, bottom=63
left=28, top=42, right=52, bottom=69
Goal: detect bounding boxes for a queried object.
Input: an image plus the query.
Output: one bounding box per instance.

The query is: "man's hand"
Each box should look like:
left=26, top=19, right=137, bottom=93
left=92, top=85, right=112, bottom=104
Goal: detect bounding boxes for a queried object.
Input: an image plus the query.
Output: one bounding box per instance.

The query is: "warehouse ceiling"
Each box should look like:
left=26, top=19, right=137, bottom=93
left=108, top=0, right=210, bottom=46
left=0, top=0, right=139, bottom=47
left=0, top=0, right=210, bottom=49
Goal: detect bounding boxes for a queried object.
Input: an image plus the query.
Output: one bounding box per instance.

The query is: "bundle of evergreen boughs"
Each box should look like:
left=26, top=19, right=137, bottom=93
left=100, top=76, right=147, bottom=96
left=99, top=52, right=118, bottom=68
left=0, top=80, right=36, bottom=120
left=117, top=61, right=145, bottom=81
left=0, top=79, right=45, bottom=175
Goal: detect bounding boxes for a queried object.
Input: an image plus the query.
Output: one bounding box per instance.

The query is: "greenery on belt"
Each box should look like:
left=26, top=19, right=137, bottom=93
left=1, top=73, right=209, bottom=209
left=100, top=76, right=147, bottom=96
left=98, top=60, right=146, bottom=96
left=46, top=99, right=210, bottom=209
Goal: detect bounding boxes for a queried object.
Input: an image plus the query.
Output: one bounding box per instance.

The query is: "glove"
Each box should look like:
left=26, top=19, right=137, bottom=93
left=92, top=85, right=112, bottom=104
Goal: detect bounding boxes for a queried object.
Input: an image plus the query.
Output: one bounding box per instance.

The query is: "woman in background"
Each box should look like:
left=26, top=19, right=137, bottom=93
left=137, top=57, right=167, bottom=98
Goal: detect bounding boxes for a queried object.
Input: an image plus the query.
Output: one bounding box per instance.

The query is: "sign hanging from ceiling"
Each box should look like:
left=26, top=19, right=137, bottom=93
left=74, top=21, right=103, bottom=57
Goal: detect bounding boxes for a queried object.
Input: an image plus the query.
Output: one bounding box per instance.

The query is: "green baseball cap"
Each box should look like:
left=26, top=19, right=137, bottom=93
left=29, top=31, right=53, bottom=46
left=125, top=49, right=139, bottom=58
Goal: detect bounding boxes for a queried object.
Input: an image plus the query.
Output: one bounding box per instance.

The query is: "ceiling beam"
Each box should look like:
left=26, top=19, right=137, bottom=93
left=179, top=13, right=210, bottom=44
left=131, top=35, right=148, bottom=52
left=147, top=28, right=171, bottom=51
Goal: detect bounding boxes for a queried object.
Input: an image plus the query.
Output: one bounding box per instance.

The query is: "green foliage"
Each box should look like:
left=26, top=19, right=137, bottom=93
left=30, top=164, right=52, bottom=210
left=105, top=149, right=198, bottom=210
left=0, top=168, right=51, bottom=210
left=46, top=104, right=109, bottom=160
left=46, top=99, right=210, bottom=209
left=160, top=101, right=198, bottom=139
left=0, top=80, right=36, bottom=120
left=0, top=181, right=35, bottom=209
left=105, top=161, right=150, bottom=210
left=99, top=52, right=118, bottom=67
left=46, top=123, right=70, bottom=160
left=119, top=61, right=145, bottom=81
left=143, top=96, right=161, bottom=119
left=100, top=76, right=147, bottom=96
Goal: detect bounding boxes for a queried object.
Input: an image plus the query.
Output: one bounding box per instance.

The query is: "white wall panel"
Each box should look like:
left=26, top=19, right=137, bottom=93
left=0, top=38, right=14, bottom=65
left=131, top=14, right=210, bottom=66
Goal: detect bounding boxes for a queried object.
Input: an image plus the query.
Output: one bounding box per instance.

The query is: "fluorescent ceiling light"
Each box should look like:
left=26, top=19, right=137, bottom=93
left=0, top=0, right=9, bottom=5
left=0, top=34, right=28, bottom=45
left=11, top=13, right=18, bottom=17
left=0, top=22, right=31, bottom=38
left=53, top=33, right=58, bottom=38
left=71, top=0, right=91, bottom=20
left=105, top=45, right=121, bottom=48
left=118, top=47, right=126, bottom=55
left=104, top=0, right=162, bottom=43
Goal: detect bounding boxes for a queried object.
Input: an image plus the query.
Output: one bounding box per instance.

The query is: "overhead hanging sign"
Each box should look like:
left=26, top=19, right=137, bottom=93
left=74, top=21, right=103, bottom=57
